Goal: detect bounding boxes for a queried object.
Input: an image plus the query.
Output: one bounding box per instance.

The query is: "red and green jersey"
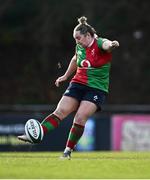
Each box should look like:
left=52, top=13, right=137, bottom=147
left=71, top=38, right=112, bottom=92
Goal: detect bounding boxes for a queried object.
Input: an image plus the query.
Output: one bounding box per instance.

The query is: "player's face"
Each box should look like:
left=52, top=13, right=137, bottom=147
left=73, top=30, right=92, bottom=48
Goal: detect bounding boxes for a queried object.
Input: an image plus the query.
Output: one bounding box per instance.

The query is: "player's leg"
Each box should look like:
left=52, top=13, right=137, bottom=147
left=41, top=95, right=79, bottom=134
left=18, top=96, right=79, bottom=142
left=38, top=82, right=83, bottom=135
left=61, top=100, right=97, bottom=159
left=62, top=88, right=107, bottom=159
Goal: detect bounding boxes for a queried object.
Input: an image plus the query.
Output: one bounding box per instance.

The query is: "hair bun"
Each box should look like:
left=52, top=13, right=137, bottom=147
left=78, top=16, right=87, bottom=25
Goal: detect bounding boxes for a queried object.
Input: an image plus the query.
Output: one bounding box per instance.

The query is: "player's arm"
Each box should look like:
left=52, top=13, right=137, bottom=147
left=55, top=55, right=77, bottom=87
left=63, top=54, right=77, bottom=78
left=95, top=37, right=119, bottom=67
left=98, top=38, right=119, bottom=52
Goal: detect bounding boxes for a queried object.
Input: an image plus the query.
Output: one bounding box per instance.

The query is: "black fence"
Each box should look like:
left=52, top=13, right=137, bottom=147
left=0, top=104, right=150, bottom=152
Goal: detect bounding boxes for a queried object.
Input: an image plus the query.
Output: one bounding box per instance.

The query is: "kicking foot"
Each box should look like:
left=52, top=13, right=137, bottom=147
left=18, top=134, right=32, bottom=143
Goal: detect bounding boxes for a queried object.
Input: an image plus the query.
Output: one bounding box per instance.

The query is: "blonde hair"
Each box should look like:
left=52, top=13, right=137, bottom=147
left=74, top=16, right=96, bottom=37
left=78, top=16, right=87, bottom=25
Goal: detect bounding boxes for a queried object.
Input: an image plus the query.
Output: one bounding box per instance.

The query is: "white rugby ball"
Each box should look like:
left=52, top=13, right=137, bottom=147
left=25, top=119, right=44, bottom=144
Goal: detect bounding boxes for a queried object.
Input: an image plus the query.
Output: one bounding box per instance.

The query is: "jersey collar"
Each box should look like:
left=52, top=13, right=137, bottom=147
left=88, top=38, right=95, bottom=47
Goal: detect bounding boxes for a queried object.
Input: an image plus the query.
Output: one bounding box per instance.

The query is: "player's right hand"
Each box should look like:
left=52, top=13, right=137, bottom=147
left=55, top=75, right=68, bottom=87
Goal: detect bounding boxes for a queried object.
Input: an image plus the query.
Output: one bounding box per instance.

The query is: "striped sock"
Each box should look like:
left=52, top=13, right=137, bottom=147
left=66, top=123, right=84, bottom=150
left=41, top=114, right=61, bottom=135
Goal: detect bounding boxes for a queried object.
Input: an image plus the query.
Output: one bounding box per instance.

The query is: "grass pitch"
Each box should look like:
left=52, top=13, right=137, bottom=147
left=0, top=151, right=150, bottom=179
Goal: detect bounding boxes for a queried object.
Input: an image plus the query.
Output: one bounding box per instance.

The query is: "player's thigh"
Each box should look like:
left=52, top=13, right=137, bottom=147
left=74, top=100, right=97, bottom=125
left=54, top=95, right=79, bottom=119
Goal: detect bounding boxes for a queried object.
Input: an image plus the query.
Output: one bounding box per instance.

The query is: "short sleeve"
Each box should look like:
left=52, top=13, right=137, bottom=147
left=97, top=38, right=108, bottom=49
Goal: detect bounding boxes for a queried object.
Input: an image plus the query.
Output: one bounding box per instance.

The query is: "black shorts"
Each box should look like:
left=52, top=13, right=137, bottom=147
left=63, top=82, right=107, bottom=110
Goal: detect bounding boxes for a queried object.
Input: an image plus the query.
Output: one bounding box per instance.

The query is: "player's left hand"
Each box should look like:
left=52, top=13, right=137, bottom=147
left=111, top=40, right=119, bottom=48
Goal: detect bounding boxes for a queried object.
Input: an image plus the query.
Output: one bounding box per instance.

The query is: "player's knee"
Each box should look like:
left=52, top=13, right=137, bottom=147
left=74, top=113, right=88, bottom=126
left=53, top=108, right=67, bottom=120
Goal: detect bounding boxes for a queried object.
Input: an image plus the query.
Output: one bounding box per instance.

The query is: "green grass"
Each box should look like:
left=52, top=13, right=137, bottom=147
left=0, top=151, right=150, bottom=179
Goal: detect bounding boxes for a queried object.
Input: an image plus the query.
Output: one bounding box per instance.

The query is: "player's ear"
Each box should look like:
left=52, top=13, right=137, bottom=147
left=87, top=32, right=91, bottom=37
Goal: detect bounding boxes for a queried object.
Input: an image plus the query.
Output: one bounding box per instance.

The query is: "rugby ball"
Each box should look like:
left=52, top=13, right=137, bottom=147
left=25, top=119, right=44, bottom=143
